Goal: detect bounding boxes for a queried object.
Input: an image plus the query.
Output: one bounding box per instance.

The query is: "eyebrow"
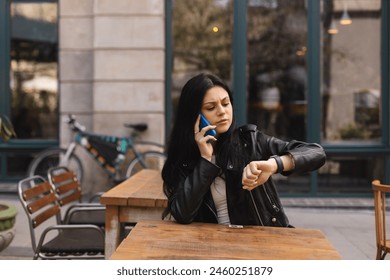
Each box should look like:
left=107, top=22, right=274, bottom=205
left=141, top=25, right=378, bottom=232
left=203, top=96, right=230, bottom=105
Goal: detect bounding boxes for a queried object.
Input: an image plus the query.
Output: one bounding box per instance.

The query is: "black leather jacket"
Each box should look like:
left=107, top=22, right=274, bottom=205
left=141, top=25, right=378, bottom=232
left=167, top=124, right=326, bottom=227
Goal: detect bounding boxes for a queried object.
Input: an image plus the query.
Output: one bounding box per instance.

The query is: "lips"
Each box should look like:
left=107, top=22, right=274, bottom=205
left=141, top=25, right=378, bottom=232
left=217, top=119, right=229, bottom=125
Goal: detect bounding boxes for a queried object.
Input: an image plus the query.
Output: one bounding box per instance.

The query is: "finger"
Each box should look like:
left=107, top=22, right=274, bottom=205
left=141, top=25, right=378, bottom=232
left=242, top=166, right=249, bottom=182
left=242, top=175, right=257, bottom=186
left=204, top=135, right=217, bottom=143
left=199, top=125, right=216, bottom=136
left=242, top=185, right=255, bottom=191
left=245, top=164, right=258, bottom=180
left=249, top=162, right=261, bottom=176
left=194, top=114, right=201, bottom=134
left=242, top=166, right=253, bottom=183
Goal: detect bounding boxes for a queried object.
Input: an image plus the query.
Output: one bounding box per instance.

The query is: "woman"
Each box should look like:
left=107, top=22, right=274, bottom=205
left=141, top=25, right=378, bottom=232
left=162, top=73, right=326, bottom=227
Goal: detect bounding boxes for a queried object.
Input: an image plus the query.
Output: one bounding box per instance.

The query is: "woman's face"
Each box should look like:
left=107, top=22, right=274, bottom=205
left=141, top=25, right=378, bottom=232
left=200, top=86, right=233, bottom=135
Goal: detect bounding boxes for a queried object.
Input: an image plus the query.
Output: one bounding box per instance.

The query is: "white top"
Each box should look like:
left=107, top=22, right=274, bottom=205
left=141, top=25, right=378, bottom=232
left=210, top=156, right=231, bottom=224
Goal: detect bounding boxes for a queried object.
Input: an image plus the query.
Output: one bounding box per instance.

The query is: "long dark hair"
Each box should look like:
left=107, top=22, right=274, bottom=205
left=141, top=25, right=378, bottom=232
left=161, top=73, right=237, bottom=212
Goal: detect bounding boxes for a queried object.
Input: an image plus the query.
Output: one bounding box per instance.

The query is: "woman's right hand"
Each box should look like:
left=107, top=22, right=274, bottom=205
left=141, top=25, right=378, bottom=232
left=194, top=114, right=217, bottom=161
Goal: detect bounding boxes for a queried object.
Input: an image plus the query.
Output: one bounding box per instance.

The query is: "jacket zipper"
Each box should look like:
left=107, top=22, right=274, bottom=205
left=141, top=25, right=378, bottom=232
left=262, top=184, right=280, bottom=212
left=249, top=191, right=264, bottom=226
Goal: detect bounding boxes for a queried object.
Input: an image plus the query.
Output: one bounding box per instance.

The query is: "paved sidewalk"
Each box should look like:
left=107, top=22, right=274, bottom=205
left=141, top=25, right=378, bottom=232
left=0, top=193, right=384, bottom=260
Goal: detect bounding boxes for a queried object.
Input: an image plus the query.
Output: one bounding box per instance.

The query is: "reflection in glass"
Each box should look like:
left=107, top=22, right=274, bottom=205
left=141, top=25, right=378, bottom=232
left=321, top=0, right=381, bottom=144
left=247, top=1, right=308, bottom=142
left=247, top=1, right=310, bottom=194
left=318, top=156, right=384, bottom=194
left=171, top=0, right=233, bottom=115
left=10, top=2, right=58, bottom=139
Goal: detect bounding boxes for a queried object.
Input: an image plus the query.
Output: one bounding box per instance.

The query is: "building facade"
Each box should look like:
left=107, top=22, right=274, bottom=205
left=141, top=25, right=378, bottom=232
left=0, top=0, right=389, bottom=196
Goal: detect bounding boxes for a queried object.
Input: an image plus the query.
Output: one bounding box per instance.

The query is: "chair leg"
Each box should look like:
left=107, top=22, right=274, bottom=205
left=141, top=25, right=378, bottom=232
left=376, top=246, right=384, bottom=260
left=377, top=249, right=387, bottom=260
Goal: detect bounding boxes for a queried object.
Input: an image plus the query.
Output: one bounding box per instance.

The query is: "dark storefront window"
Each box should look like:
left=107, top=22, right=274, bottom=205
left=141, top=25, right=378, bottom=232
left=10, top=1, right=58, bottom=140
left=167, top=0, right=389, bottom=196
left=318, top=156, right=385, bottom=194
left=247, top=0, right=308, bottom=142
left=171, top=0, right=233, bottom=117
left=0, top=0, right=58, bottom=182
left=321, top=0, right=381, bottom=144
left=247, top=0, right=310, bottom=193
left=318, top=0, right=383, bottom=194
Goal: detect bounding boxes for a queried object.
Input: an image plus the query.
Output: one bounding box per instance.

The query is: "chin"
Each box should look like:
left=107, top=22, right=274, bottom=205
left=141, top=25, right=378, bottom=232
left=216, top=126, right=230, bottom=135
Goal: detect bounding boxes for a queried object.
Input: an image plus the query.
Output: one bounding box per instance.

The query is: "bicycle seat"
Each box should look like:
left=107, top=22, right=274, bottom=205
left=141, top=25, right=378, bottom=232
left=124, top=123, right=148, bottom=132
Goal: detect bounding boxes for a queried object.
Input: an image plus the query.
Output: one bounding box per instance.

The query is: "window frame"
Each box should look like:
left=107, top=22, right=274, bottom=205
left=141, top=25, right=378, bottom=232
left=165, top=0, right=390, bottom=195
left=0, top=0, right=58, bottom=182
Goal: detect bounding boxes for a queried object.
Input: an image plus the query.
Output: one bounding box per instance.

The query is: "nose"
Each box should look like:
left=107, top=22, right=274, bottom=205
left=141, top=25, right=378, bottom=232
left=216, top=104, right=225, bottom=115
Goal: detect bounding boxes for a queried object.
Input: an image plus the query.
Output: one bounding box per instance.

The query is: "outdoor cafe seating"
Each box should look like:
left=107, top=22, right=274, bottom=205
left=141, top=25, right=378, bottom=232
left=17, top=175, right=105, bottom=259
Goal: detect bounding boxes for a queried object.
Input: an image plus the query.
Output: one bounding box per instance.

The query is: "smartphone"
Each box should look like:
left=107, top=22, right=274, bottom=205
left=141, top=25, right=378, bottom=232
left=199, top=113, right=216, bottom=137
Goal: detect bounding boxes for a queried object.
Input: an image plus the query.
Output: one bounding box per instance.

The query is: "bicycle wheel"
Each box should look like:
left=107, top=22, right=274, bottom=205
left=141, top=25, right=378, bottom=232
left=125, top=151, right=166, bottom=178
left=27, top=148, right=84, bottom=182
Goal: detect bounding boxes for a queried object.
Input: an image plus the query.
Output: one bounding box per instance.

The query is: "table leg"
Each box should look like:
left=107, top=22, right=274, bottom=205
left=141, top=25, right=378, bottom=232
left=105, top=205, right=120, bottom=259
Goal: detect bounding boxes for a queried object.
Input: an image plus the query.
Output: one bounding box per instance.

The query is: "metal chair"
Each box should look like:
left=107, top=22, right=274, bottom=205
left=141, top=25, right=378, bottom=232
left=17, top=175, right=105, bottom=259
left=47, top=166, right=105, bottom=227
left=372, top=180, right=390, bottom=260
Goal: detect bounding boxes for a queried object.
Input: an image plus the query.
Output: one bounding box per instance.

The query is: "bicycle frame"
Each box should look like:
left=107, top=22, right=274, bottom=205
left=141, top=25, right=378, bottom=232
left=70, top=129, right=146, bottom=178
left=27, top=115, right=166, bottom=190
left=61, top=142, right=77, bottom=167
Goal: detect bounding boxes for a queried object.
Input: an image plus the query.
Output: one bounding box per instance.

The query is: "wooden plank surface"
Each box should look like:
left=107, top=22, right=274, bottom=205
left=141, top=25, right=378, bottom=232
left=110, top=220, right=342, bottom=260
left=100, top=169, right=167, bottom=207
left=126, top=170, right=166, bottom=207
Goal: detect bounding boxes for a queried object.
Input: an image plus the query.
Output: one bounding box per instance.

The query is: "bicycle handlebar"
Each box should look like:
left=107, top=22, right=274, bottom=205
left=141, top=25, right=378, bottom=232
left=124, top=123, right=148, bottom=132
left=65, top=114, right=148, bottom=134
left=65, top=114, right=86, bottom=132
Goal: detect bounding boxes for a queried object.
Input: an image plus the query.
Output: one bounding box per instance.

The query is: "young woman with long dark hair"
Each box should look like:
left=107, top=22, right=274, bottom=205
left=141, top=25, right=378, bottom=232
left=162, top=73, right=326, bottom=227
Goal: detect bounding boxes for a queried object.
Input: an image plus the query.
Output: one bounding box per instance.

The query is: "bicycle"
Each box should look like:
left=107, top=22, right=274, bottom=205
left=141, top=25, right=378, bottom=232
left=27, top=114, right=167, bottom=191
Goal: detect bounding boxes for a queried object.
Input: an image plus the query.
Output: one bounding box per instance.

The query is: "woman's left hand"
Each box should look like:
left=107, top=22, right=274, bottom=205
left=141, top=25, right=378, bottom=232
left=242, top=160, right=276, bottom=191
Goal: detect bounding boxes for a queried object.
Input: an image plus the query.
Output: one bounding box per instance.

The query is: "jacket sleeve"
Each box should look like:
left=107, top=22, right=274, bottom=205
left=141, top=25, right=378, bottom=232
left=169, top=157, right=220, bottom=224
left=259, top=131, right=326, bottom=175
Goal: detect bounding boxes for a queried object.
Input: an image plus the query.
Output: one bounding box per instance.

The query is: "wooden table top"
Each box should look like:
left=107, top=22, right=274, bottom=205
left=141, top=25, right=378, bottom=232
left=110, top=219, right=342, bottom=260
left=100, top=169, right=167, bottom=208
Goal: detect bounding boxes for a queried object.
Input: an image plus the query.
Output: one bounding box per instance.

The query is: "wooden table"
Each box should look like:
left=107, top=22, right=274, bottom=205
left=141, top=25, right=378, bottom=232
left=100, top=169, right=167, bottom=258
left=110, top=219, right=342, bottom=260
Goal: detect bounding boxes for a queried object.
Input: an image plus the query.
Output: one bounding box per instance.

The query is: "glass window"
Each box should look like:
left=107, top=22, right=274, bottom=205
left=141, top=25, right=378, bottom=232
left=247, top=0, right=308, bottom=142
left=171, top=0, right=233, bottom=116
left=321, top=0, right=381, bottom=144
left=10, top=1, right=58, bottom=139
left=318, top=156, right=385, bottom=194
left=7, top=152, right=33, bottom=177
left=247, top=0, right=309, bottom=194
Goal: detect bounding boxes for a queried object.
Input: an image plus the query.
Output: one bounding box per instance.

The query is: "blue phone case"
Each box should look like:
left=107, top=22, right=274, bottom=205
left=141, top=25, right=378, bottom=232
left=199, top=113, right=216, bottom=137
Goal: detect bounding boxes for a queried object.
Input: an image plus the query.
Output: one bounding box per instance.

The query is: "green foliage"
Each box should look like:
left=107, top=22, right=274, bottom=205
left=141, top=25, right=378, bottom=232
left=172, top=0, right=233, bottom=79
left=338, top=123, right=370, bottom=140
left=0, top=115, right=17, bottom=142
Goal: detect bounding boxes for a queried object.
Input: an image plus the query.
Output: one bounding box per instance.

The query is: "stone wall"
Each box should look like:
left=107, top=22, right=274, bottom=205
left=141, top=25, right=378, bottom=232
left=59, top=0, right=165, bottom=193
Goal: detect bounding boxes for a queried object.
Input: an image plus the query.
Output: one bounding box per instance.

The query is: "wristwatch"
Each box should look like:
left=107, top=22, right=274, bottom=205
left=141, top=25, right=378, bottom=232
left=270, top=155, right=284, bottom=173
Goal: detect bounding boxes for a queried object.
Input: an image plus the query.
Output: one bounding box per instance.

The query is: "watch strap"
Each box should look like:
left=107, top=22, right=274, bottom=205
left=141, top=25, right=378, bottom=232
left=270, top=155, right=284, bottom=173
